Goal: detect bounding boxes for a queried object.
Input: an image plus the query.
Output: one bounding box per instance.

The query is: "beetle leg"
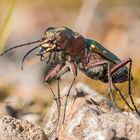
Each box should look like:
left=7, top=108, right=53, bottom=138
left=110, top=58, right=140, bottom=115
left=83, top=47, right=88, bottom=64
left=45, top=63, right=64, bottom=103
left=86, top=61, right=119, bottom=110
left=56, top=79, right=61, bottom=134
left=56, top=66, right=70, bottom=128
left=112, top=84, right=134, bottom=112
left=45, top=64, right=64, bottom=82
left=46, top=64, right=72, bottom=128
left=45, top=63, right=64, bottom=133
left=46, top=82, right=61, bottom=137
left=56, top=66, right=70, bottom=80
left=82, top=47, right=91, bottom=66
left=63, top=62, right=77, bottom=124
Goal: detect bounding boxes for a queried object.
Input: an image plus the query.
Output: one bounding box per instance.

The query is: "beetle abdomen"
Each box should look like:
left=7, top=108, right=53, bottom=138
left=111, top=67, right=129, bottom=83
left=79, top=65, right=129, bottom=83
left=79, top=64, right=108, bottom=82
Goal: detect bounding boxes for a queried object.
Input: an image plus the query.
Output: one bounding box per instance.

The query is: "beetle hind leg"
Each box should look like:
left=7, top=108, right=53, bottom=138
left=112, top=83, right=134, bottom=112
left=111, top=58, right=140, bottom=115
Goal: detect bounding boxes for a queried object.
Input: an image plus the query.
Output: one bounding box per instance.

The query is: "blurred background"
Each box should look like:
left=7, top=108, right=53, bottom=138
left=0, top=0, right=140, bottom=125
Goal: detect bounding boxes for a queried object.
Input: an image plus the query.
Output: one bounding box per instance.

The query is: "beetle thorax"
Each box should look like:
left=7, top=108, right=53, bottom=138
left=64, top=33, right=86, bottom=60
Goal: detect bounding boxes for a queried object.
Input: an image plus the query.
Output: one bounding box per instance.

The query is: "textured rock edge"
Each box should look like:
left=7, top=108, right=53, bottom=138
left=0, top=115, right=47, bottom=140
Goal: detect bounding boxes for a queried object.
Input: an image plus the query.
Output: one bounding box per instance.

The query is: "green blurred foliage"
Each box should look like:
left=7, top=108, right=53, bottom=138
left=98, top=0, right=140, bottom=10
left=46, top=0, right=82, bottom=10
left=0, top=86, right=12, bottom=100
left=17, top=0, right=82, bottom=10
left=0, top=0, right=17, bottom=52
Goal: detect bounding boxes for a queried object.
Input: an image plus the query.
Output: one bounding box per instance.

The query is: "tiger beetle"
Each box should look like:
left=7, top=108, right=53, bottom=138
left=1, top=26, right=140, bottom=126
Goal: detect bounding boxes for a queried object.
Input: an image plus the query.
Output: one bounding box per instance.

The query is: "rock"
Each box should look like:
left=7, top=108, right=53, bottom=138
left=0, top=103, right=18, bottom=117
left=5, top=96, right=23, bottom=109
left=0, top=115, right=47, bottom=140
left=0, top=96, right=22, bottom=117
left=44, top=82, right=140, bottom=140
left=20, top=113, right=41, bottom=124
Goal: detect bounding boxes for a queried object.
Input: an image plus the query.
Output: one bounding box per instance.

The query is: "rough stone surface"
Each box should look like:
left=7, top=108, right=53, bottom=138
left=0, top=115, right=47, bottom=140
left=20, top=113, right=41, bottom=124
left=44, top=83, right=140, bottom=140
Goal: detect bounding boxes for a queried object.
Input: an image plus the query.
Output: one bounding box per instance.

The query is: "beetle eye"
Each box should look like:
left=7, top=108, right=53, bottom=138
left=47, top=27, right=55, bottom=31
left=56, top=32, right=65, bottom=41
left=44, top=27, right=55, bottom=34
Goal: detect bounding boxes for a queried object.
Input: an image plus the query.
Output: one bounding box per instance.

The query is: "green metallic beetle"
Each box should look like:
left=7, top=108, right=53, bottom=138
left=1, top=26, right=139, bottom=123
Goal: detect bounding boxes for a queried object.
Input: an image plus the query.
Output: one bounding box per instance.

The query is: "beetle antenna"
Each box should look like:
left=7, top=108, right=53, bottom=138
left=21, top=40, right=48, bottom=70
left=0, top=39, right=44, bottom=56
left=21, top=45, right=40, bottom=70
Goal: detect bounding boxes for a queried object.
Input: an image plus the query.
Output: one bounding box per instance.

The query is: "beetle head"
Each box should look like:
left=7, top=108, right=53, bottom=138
left=38, top=27, right=73, bottom=55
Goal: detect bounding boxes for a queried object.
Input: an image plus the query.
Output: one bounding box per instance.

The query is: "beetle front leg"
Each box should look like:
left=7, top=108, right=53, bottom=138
left=45, top=63, right=65, bottom=133
left=46, top=64, right=73, bottom=128
left=45, top=63, right=64, bottom=105
left=56, top=66, right=70, bottom=128
left=56, top=66, right=70, bottom=80
left=45, top=64, right=64, bottom=82
left=45, top=63, right=67, bottom=104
